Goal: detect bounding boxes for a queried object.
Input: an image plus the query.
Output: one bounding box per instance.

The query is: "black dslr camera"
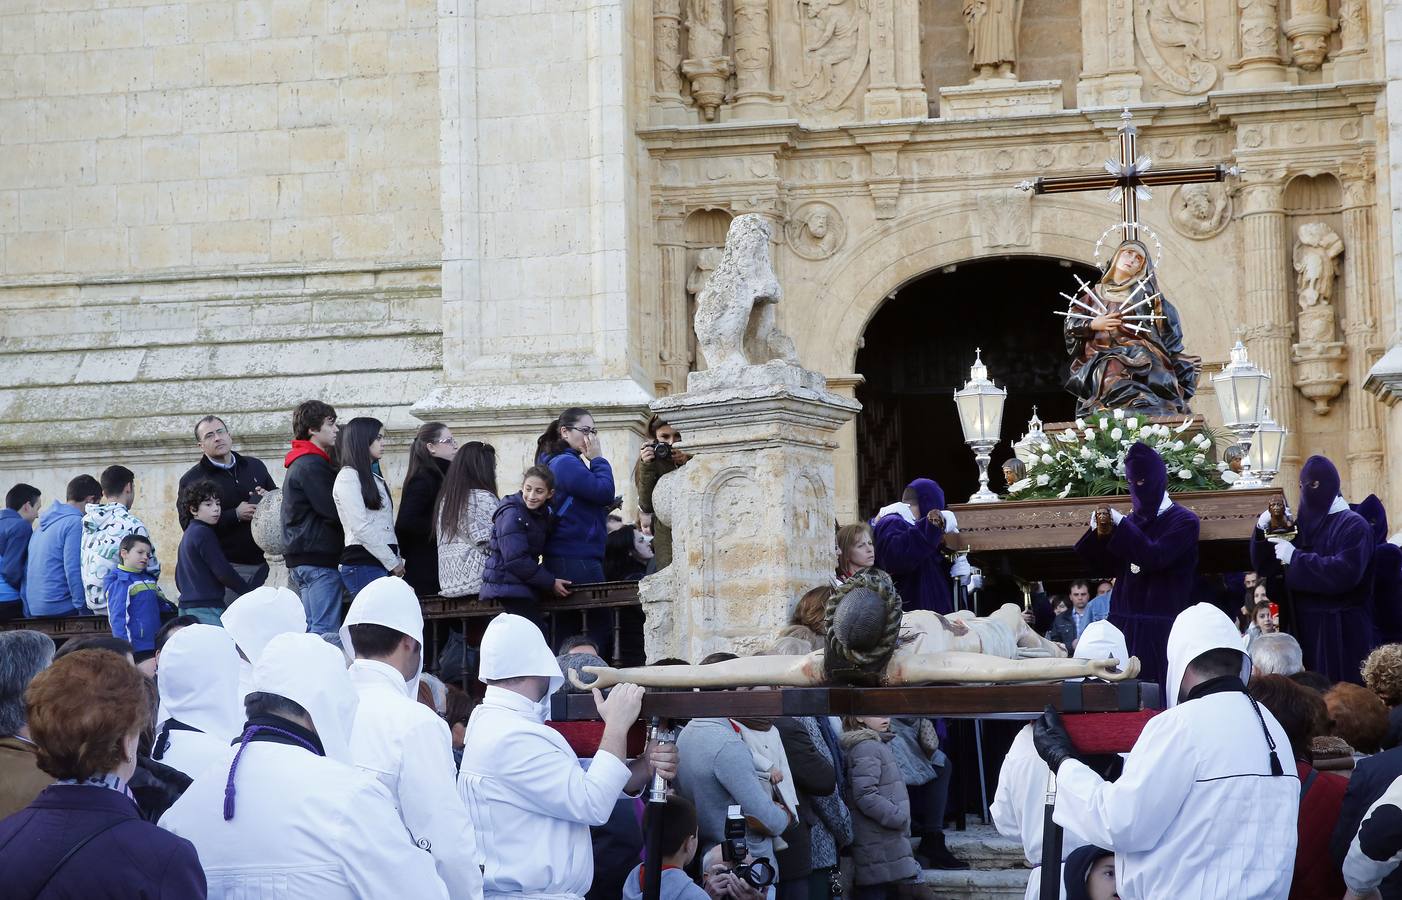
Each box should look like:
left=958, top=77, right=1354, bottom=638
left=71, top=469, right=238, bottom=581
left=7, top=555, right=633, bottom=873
left=650, top=440, right=673, bottom=462
left=720, top=805, right=776, bottom=889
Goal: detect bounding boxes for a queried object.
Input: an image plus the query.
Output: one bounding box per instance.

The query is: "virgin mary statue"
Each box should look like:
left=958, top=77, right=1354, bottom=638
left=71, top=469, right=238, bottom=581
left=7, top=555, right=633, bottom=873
left=1064, top=239, right=1201, bottom=417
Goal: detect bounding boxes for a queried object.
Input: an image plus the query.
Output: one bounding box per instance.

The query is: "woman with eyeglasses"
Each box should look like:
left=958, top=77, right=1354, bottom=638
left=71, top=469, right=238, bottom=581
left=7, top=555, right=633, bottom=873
left=396, top=422, right=458, bottom=596
left=533, top=407, right=614, bottom=585
left=332, top=417, right=404, bottom=598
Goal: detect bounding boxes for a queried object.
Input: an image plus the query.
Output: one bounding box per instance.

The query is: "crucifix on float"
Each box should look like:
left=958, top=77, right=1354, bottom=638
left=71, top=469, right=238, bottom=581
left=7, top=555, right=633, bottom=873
left=1015, top=108, right=1240, bottom=244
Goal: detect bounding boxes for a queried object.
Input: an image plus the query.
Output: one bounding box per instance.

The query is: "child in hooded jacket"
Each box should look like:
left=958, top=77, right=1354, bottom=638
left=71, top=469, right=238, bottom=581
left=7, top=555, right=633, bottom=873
left=480, top=467, right=571, bottom=624
left=105, top=534, right=172, bottom=662
left=840, top=714, right=928, bottom=900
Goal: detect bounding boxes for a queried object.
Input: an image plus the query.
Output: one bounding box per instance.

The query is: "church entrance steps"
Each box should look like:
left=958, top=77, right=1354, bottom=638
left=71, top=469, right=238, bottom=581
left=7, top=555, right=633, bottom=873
left=916, top=820, right=1032, bottom=898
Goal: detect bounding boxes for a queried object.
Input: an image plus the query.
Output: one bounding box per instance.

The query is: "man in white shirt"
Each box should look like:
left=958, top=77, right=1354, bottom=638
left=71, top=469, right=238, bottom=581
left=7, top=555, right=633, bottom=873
left=341, top=576, right=484, bottom=900
left=1032, top=603, right=1298, bottom=899
left=160, top=632, right=447, bottom=900
left=460, top=613, right=678, bottom=899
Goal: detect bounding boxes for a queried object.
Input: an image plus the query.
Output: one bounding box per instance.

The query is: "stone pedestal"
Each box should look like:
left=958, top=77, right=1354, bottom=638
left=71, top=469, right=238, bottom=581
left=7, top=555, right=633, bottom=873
left=938, top=80, right=1063, bottom=120
left=639, top=363, right=860, bottom=662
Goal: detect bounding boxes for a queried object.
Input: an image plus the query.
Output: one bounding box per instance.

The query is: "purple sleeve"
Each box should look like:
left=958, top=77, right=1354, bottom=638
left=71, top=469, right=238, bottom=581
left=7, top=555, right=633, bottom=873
left=1250, top=529, right=1284, bottom=578
left=1074, top=528, right=1119, bottom=573
left=1287, top=516, right=1375, bottom=595
left=1105, top=511, right=1200, bottom=573
left=874, top=517, right=944, bottom=577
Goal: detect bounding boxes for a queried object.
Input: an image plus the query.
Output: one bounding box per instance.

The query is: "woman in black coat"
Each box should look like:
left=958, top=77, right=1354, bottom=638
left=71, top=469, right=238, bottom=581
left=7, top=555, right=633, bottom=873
left=0, top=649, right=206, bottom=898
left=395, top=422, right=457, bottom=595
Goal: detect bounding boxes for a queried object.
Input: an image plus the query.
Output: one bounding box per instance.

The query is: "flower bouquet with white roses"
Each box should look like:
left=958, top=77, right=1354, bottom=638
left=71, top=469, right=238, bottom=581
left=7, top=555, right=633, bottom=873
left=1006, top=409, right=1230, bottom=500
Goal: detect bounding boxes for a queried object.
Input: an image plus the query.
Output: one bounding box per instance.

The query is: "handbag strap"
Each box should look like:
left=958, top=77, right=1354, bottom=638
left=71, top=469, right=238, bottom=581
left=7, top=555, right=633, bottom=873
left=30, top=816, right=128, bottom=898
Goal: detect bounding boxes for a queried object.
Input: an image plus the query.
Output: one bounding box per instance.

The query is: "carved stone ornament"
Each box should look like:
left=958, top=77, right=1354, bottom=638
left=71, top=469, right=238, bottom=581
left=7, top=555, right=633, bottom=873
left=977, top=188, right=1031, bottom=248
left=962, top=0, right=1021, bottom=82
left=1283, top=0, right=1336, bottom=70
left=792, top=0, right=870, bottom=111
left=1291, top=222, right=1348, bottom=414
left=1135, top=0, right=1220, bottom=95
left=693, top=215, right=801, bottom=379
left=785, top=202, right=847, bottom=260
left=1169, top=183, right=1232, bottom=240
left=683, top=0, right=731, bottom=120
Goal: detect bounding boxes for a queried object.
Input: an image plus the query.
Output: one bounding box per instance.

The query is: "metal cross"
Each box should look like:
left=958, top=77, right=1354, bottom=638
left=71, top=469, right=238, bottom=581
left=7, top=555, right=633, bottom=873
left=1016, top=109, right=1239, bottom=243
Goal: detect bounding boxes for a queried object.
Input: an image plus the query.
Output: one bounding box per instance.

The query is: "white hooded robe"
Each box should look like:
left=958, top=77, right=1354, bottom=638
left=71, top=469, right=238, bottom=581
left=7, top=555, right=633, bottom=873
left=152, top=624, right=244, bottom=780
left=458, top=613, right=634, bottom=899
left=1051, top=603, right=1299, bottom=899
left=220, top=586, right=307, bottom=700
left=342, top=576, right=485, bottom=900
left=159, top=632, right=448, bottom=900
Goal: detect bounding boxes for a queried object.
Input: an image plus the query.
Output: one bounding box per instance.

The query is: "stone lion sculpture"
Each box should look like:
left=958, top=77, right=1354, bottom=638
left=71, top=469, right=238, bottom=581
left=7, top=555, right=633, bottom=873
left=693, top=214, right=800, bottom=375
left=573, top=571, right=1140, bottom=690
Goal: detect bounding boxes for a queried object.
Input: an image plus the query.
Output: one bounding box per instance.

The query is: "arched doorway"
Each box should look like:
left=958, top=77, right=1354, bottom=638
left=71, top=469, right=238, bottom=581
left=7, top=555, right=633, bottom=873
left=855, top=256, right=1101, bottom=515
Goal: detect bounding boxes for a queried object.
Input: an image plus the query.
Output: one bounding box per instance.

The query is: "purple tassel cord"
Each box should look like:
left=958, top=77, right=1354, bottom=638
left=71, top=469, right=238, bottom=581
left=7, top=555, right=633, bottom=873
left=222, top=725, right=320, bottom=820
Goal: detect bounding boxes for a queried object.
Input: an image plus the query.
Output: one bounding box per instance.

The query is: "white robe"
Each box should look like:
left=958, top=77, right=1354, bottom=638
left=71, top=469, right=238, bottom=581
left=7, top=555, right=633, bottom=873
left=153, top=624, right=245, bottom=781
left=1052, top=603, right=1299, bottom=899
left=349, top=658, right=484, bottom=900
left=161, top=741, right=448, bottom=900
left=991, top=725, right=1085, bottom=900
left=459, top=685, right=633, bottom=899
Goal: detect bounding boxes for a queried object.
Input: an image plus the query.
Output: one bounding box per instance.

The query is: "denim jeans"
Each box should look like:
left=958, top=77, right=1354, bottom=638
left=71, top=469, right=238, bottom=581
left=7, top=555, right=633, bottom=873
left=290, top=565, right=345, bottom=635
left=543, top=556, right=605, bottom=585
left=338, top=563, right=389, bottom=600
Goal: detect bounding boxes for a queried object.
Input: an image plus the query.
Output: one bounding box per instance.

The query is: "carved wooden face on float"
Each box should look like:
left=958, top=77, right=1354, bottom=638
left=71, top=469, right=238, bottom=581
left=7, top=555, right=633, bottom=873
left=1110, top=244, right=1146, bottom=282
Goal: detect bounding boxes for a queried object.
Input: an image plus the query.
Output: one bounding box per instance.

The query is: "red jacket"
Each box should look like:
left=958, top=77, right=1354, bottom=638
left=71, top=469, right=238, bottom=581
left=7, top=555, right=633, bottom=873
left=1293, top=759, right=1347, bottom=900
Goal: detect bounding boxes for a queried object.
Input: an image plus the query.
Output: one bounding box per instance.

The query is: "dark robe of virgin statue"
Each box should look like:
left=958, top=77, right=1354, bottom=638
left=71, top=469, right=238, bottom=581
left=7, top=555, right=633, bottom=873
left=1353, top=495, right=1402, bottom=645
left=1074, top=443, right=1200, bottom=688
left=1064, top=239, right=1201, bottom=417
left=1252, top=456, right=1376, bottom=684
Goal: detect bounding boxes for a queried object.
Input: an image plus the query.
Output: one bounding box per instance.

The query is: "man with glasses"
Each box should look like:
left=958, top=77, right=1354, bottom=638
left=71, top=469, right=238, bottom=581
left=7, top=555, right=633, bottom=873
left=178, top=416, right=277, bottom=601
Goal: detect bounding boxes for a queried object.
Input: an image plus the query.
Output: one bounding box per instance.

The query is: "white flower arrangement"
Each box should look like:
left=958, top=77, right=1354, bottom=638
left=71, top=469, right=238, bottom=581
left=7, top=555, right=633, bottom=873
left=1110, top=427, right=1123, bottom=441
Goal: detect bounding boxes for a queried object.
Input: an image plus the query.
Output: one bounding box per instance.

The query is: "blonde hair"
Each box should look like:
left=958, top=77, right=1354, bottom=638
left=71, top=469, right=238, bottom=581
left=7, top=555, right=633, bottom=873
left=1363, top=644, right=1402, bottom=706
left=836, top=523, right=873, bottom=570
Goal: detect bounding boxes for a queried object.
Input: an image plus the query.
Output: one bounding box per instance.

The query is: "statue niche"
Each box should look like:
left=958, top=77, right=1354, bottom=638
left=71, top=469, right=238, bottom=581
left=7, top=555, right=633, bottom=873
left=693, top=215, right=800, bottom=378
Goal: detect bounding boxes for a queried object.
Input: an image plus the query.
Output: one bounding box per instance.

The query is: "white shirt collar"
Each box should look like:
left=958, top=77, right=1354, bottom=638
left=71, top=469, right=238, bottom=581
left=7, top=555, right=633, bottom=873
left=1329, top=494, right=1350, bottom=515
left=1157, top=491, right=1172, bottom=515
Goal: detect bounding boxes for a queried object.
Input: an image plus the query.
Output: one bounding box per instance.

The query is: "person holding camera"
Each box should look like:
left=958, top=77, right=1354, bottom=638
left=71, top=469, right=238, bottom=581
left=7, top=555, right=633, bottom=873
left=701, top=841, right=771, bottom=900
left=637, top=416, right=690, bottom=572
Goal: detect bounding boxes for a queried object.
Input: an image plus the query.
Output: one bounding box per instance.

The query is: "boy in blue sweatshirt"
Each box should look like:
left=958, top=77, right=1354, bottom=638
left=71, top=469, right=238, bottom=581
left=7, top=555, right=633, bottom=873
left=105, top=534, right=170, bottom=663
left=175, top=479, right=254, bottom=625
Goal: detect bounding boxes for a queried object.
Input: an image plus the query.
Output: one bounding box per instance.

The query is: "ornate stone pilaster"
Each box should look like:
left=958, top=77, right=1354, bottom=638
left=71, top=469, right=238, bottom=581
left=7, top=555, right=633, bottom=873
left=1341, top=168, right=1385, bottom=493
left=1077, top=0, right=1142, bottom=107
left=731, top=0, right=785, bottom=120
left=1331, top=0, right=1370, bottom=79
left=863, top=0, right=900, bottom=120
left=894, top=0, right=928, bottom=118
left=651, top=0, right=689, bottom=124
left=682, top=0, right=731, bottom=121
left=1283, top=0, right=1336, bottom=71
left=1229, top=0, right=1287, bottom=87
left=1239, top=176, right=1298, bottom=474
left=657, top=204, right=690, bottom=395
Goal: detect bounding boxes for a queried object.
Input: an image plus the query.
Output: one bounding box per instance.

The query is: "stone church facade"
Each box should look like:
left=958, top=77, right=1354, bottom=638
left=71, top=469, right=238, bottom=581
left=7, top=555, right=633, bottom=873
left=1, top=0, right=1400, bottom=557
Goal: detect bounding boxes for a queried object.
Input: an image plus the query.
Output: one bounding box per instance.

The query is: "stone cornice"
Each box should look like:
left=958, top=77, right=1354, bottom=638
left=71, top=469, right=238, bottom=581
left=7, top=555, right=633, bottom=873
left=0, top=260, right=442, bottom=293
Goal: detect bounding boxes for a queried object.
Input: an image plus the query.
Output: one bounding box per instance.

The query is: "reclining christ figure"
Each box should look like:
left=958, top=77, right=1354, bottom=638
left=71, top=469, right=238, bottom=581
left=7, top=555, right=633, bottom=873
left=571, top=572, right=1140, bottom=691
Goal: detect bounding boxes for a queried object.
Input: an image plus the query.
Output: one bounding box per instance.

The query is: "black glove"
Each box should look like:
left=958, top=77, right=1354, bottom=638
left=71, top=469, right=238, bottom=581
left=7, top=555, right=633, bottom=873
left=1032, top=705, right=1077, bottom=774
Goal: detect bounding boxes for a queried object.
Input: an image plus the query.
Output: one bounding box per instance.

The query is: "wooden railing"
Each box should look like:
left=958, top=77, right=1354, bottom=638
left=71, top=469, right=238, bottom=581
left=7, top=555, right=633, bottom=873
left=1, top=582, right=644, bottom=683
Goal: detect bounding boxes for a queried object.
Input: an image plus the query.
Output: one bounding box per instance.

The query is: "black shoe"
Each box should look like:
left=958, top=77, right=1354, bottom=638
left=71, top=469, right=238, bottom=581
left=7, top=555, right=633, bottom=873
left=916, top=831, right=970, bottom=870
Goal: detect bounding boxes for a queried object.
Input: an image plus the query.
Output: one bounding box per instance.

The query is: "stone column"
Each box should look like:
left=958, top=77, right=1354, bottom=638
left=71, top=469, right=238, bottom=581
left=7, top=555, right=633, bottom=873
left=1077, top=0, right=1143, bottom=107
left=828, top=374, right=865, bottom=524
left=1331, top=0, right=1369, bottom=79
left=639, top=372, right=861, bottom=661
left=651, top=0, right=690, bottom=124
left=894, top=0, right=929, bottom=118
left=863, top=0, right=901, bottom=120
left=1229, top=0, right=1287, bottom=87
left=731, top=0, right=786, bottom=119
left=1283, top=0, right=1335, bottom=71
left=1341, top=169, right=1384, bottom=494
left=657, top=204, right=690, bottom=395
left=1239, top=175, right=1299, bottom=481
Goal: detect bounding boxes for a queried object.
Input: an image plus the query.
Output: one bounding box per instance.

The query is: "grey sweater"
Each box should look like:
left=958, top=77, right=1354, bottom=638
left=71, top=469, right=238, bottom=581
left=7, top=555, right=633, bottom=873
left=675, top=718, right=792, bottom=873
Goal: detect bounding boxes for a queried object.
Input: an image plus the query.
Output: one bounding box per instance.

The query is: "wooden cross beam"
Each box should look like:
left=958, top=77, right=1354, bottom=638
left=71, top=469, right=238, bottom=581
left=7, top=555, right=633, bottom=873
left=1016, top=109, right=1239, bottom=244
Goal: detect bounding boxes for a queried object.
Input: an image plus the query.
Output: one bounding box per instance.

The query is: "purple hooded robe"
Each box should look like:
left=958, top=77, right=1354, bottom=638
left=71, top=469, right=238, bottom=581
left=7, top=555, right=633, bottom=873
left=1251, top=455, right=1375, bottom=684
left=1074, top=443, right=1200, bottom=688
left=1353, top=495, right=1402, bottom=645
left=872, top=478, right=952, bottom=614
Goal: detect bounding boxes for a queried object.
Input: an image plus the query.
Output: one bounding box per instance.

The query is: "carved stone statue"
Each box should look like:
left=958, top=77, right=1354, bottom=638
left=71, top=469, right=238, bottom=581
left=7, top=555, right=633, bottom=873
left=793, top=0, right=870, bottom=110
left=962, top=0, right=1021, bottom=82
left=784, top=202, right=845, bottom=260
left=1169, top=183, right=1231, bottom=240
left=575, top=573, right=1140, bottom=689
left=1294, top=222, right=1344, bottom=309
left=682, top=0, right=731, bottom=120
left=693, top=215, right=799, bottom=375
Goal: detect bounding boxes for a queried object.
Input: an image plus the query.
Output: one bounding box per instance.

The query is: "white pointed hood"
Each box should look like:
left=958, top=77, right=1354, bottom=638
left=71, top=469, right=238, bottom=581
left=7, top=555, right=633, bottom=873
left=1074, top=620, right=1129, bottom=664
left=222, top=586, right=307, bottom=664
left=479, top=613, right=564, bottom=696
left=158, top=624, right=243, bottom=742
left=253, top=632, right=360, bottom=764
left=1165, top=602, right=1252, bottom=708
left=339, top=576, right=423, bottom=697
